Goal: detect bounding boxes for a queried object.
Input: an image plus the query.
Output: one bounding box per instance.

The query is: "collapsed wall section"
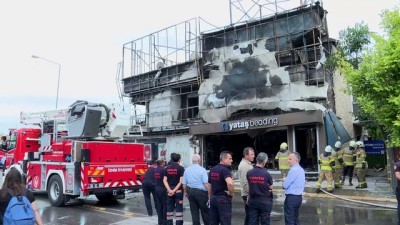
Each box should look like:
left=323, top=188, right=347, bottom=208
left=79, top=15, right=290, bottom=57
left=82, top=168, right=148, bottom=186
left=199, top=4, right=332, bottom=123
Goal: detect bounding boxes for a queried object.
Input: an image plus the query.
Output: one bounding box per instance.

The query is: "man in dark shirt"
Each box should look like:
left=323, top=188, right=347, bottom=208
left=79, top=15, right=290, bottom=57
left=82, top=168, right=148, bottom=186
left=209, top=151, right=234, bottom=225
left=142, top=159, right=158, bottom=216
left=154, top=159, right=167, bottom=225
left=168, top=152, right=177, bottom=166
left=246, top=152, right=273, bottom=225
left=163, top=153, right=185, bottom=225
left=395, top=158, right=400, bottom=225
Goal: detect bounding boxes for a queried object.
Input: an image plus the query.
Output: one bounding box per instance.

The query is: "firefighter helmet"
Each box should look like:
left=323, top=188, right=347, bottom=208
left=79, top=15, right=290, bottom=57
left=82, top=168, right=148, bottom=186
left=356, top=141, right=364, bottom=148
left=324, top=145, right=332, bottom=153
left=280, top=142, right=288, bottom=150
left=335, top=141, right=342, bottom=149
left=349, top=140, right=357, bottom=148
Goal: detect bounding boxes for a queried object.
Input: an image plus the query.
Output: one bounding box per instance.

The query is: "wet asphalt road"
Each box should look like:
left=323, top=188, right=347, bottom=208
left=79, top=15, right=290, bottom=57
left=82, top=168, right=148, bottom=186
left=34, top=191, right=397, bottom=225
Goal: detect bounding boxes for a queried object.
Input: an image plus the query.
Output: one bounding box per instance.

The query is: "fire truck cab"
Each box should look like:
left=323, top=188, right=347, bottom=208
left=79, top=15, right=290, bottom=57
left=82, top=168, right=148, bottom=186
left=5, top=100, right=147, bottom=206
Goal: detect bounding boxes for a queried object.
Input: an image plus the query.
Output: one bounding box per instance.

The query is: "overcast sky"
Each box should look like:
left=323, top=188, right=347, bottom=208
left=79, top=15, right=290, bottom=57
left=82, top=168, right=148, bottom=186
left=0, top=0, right=397, bottom=135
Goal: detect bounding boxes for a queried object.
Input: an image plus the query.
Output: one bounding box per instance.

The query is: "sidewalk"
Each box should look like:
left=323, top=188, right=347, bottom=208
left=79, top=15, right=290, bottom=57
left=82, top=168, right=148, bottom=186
left=234, top=169, right=397, bottom=204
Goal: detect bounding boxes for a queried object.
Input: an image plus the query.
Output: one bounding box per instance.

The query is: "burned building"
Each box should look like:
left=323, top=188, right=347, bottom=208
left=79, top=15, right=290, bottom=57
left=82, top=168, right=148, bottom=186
left=122, top=1, right=351, bottom=174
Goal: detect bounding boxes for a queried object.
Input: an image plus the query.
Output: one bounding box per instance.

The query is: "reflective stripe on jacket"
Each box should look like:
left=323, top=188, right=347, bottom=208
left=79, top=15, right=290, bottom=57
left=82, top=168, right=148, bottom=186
left=355, top=149, right=367, bottom=169
left=319, top=153, right=333, bottom=171
left=342, top=148, right=355, bottom=166
left=332, top=149, right=343, bottom=169
left=275, top=150, right=290, bottom=170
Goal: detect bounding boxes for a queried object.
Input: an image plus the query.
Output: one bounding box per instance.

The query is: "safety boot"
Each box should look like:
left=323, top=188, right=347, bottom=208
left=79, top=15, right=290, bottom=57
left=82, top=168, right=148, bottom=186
left=356, top=183, right=368, bottom=189
left=315, top=188, right=321, bottom=193
left=327, top=189, right=334, bottom=193
left=349, top=178, right=353, bottom=186
left=340, top=176, right=345, bottom=185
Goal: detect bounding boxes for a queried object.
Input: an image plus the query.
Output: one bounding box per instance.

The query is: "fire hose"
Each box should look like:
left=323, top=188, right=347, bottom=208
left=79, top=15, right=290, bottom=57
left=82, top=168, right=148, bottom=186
left=319, top=188, right=397, bottom=210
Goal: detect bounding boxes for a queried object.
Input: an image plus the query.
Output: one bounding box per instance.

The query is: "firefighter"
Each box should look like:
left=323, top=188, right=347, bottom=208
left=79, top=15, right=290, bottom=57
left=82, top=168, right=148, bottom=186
left=275, top=142, right=290, bottom=180
left=246, top=152, right=273, bottom=225
left=142, top=159, right=158, bottom=216
left=163, top=153, right=185, bottom=225
left=316, top=145, right=335, bottom=193
left=154, top=159, right=167, bottom=225
left=332, top=141, right=344, bottom=188
left=342, top=141, right=357, bottom=186
left=209, top=151, right=234, bottom=225
left=355, top=141, right=368, bottom=189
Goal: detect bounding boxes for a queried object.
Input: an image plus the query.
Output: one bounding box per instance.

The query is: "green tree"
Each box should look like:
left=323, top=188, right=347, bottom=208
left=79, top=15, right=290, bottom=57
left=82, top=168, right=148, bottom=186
left=338, top=8, right=400, bottom=146
left=326, top=22, right=380, bottom=140
left=326, top=22, right=370, bottom=70
left=338, top=22, right=371, bottom=69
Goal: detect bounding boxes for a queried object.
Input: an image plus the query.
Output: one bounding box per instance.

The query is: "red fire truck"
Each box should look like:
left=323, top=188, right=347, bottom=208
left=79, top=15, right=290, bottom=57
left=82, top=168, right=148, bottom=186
left=3, top=100, right=147, bottom=206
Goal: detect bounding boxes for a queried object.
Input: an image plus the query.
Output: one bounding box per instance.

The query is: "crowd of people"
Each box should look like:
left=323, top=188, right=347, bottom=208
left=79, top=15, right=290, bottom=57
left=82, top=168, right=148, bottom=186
left=142, top=147, right=306, bottom=225
left=0, top=137, right=397, bottom=224
left=315, top=140, right=368, bottom=193
left=141, top=139, right=394, bottom=225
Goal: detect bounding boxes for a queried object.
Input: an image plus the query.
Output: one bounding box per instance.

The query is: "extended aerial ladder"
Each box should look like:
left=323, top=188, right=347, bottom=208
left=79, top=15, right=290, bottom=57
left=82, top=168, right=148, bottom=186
left=20, top=109, right=68, bottom=125
left=20, top=109, right=69, bottom=143
left=19, top=101, right=134, bottom=142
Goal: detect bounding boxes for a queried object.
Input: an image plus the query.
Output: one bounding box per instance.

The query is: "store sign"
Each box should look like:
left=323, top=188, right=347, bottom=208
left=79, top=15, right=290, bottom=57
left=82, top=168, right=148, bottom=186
left=221, top=117, right=278, bottom=132
left=364, top=140, right=385, bottom=155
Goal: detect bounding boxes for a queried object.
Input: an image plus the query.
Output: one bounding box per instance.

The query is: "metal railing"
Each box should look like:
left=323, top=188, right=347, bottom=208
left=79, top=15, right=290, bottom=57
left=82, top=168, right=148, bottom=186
left=122, top=18, right=199, bottom=78
left=129, top=105, right=200, bottom=131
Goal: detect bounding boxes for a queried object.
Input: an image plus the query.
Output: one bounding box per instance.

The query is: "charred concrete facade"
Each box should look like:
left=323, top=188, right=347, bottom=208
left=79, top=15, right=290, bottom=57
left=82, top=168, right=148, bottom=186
left=122, top=3, right=352, bottom=173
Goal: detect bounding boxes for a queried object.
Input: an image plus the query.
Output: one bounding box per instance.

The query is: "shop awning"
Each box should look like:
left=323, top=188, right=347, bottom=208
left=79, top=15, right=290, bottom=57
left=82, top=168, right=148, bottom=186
left=324, top=111, right=351, bottom=147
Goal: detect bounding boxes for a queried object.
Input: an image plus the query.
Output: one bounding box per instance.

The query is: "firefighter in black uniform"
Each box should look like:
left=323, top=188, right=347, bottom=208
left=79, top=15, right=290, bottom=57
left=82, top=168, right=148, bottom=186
left=163, top=153, right=185, bottom=225
left=142, top=159, right=158, bottom=216
left=246, top=152, right=274, bottom=225
left=154, top=159, right=167, bottom=225
left=209, top=151, right=235, bottom=225
left=168, top=152, right=177, bottom=166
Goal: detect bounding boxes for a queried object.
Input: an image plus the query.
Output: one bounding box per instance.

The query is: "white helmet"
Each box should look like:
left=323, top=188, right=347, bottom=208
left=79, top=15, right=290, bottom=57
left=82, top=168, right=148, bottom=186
left=280, top=142, right=288, bottom=150
left=334, top=141, right=342, bottom=149
left=324, top=145, right=332, bottom=153
left=356, top=141, right=364, bottom=148
left=349, top=140, right=357, bottom=148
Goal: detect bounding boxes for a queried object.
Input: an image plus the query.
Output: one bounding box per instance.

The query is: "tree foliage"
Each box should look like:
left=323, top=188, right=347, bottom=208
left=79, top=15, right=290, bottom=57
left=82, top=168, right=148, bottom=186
left=325, top=22, right=379, bottom=140
left=325, top=22, right=370, bottom=70
left=338, top=22, right=371, bottom=69
left=338, top=8, right=400, bottom=146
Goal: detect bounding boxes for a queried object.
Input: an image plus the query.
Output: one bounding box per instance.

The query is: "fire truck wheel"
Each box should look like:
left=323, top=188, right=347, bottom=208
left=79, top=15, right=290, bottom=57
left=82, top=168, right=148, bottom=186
left=47, top=175, right=65, bottom=207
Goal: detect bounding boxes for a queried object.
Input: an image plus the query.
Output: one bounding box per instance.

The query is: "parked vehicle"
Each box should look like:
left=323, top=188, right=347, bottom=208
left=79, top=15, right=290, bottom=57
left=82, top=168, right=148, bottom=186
left=3, top=100, right=147, bottom=206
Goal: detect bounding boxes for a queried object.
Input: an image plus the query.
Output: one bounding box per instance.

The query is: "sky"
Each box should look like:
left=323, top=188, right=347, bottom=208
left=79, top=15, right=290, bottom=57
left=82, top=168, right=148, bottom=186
left=0, top=0, right=397, bottom=135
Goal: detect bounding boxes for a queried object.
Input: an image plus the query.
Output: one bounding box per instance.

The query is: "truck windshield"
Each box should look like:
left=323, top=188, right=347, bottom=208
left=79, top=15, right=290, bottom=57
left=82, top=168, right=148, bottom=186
left=8, top=133, right=17, bottom=149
